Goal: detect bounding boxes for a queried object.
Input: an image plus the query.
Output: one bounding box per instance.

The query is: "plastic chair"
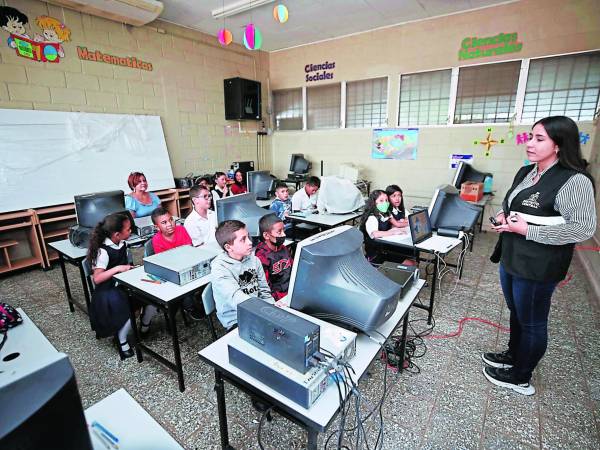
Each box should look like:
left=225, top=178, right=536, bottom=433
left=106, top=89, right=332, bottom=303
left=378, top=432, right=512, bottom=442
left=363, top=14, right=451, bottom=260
left=201, top=282, right=218, bottom=341
left=144, top=239, right=155, bottom=257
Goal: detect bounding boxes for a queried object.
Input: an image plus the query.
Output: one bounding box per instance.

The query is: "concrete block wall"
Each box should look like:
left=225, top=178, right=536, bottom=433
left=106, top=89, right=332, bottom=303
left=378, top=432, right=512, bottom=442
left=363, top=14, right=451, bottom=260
left=0, top=0, right=272, bottom=179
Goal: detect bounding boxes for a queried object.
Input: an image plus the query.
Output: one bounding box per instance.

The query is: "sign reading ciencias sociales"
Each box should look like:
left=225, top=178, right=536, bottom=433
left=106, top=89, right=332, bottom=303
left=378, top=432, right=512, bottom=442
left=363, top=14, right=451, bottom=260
left=305, top=61, right=335, bottom=82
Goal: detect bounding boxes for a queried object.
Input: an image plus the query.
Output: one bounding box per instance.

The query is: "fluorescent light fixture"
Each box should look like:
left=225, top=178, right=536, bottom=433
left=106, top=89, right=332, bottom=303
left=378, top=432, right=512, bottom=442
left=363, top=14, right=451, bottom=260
left=212, top=0, right=275, bottom=19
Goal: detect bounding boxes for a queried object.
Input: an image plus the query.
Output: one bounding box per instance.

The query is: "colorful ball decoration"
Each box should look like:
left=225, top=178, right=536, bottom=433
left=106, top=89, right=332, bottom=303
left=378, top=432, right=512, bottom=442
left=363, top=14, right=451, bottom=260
left=243, top=23, right=262, bottom=50
left=273, top=4, right=288, bottom=23
left=217, top=28, right=233, bottom=46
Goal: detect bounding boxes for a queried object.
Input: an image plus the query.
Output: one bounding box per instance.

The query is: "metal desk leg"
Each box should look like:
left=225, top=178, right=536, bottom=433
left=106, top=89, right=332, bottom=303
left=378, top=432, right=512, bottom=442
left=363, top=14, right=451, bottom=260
left=77, top=263, right=93, bottom=329
left=459, top=238, right=466, bottom=280
left=58, top=254, right=74, bottom=312
left=398, top=313, right=410, bottom=373
left=128, top=293, right=143, bottom=363
left=168, top=302, right=185, bottom=392
left=428, top=256, right=438, bottom=325
left=215, top=370, right=235, bottom=450
left=307, top=429, right=318, bottom=450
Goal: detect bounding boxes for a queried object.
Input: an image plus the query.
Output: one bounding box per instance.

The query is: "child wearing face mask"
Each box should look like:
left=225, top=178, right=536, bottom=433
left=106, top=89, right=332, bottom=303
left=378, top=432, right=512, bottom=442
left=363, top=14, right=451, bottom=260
left=359, top=190, right=406, bottom=262
left=255, top=214, right=293, bottom=300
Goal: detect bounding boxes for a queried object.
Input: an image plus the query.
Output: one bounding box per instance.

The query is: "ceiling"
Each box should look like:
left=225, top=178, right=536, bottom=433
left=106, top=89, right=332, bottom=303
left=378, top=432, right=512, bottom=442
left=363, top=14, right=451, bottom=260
left=158, top=0, right=516, bottom=52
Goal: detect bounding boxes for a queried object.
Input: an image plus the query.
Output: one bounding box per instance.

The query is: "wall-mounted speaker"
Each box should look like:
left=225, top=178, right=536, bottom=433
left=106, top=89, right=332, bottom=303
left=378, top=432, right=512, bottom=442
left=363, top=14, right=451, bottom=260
left=224, top=77, right=262, bottom=121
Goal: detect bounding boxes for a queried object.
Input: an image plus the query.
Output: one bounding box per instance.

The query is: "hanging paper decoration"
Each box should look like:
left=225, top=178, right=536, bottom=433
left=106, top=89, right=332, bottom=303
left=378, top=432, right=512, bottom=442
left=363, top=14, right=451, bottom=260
left=217, top=28, right=233, bottom=46
left=473, top=128, right=505, bottom=157
left=273, top=4, right=289, bottom=23
left=243, top=23, right=262, bottom=50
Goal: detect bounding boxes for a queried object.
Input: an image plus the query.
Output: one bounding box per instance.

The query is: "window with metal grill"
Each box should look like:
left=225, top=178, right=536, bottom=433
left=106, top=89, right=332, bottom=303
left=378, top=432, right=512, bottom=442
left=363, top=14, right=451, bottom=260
left=307, top=84, right=341, bottom=129
left=346, top=77, right=388, bottom=128
left=454, top=61, right=520, bottom=124
left=273, top=88, right=303, bottom=130
left=523, top=52, right=600, bottom=122
left=398, top=69, right=451, bottom=126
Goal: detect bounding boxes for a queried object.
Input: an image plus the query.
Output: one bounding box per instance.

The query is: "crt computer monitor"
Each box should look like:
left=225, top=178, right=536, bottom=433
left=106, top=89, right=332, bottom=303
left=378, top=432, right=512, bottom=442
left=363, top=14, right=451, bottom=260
left=289, top=154, right=311, bottom=175
left=74, top=190, right=126, bottom=228
left=452, top=161, right=493, bottom=189
left=247, top=170, right=276, bottom=200
left=215, top=192, right=270, bottom=237
left=288, top=225, right=402, bottom=332
left=0, top=353, right=93, bottom=449
left=428, top=185, right=482, bottom=231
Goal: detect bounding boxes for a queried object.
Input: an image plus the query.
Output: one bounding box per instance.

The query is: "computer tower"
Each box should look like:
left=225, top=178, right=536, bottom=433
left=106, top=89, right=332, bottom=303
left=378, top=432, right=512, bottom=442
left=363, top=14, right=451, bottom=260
left=224, top=77, right=262, bottom=120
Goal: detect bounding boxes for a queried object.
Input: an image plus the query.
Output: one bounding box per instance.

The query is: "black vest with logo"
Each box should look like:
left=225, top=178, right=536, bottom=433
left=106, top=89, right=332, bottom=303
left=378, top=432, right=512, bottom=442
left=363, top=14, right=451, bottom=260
left=500, top=164, right=576, bottom=282
left=361, top=213, right=392, bottom=259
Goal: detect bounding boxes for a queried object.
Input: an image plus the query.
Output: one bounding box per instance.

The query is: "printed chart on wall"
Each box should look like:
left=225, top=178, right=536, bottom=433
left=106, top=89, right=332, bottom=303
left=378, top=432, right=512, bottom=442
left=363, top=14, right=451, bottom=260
left=372, top=128, right=418, bottom=160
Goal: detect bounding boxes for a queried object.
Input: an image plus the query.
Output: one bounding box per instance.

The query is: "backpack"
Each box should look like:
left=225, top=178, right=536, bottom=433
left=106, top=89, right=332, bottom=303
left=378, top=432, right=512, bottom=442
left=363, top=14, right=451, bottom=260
left=0, top=302, right=22, bottom=351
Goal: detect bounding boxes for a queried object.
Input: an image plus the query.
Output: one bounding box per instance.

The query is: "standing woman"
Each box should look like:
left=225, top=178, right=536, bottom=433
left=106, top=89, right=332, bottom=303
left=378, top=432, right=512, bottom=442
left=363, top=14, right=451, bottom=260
left=230, top=169, right=247, bottom=195
left=125, top=171, right=161, bottom=218
left=484, top=116, right=596, bottom=395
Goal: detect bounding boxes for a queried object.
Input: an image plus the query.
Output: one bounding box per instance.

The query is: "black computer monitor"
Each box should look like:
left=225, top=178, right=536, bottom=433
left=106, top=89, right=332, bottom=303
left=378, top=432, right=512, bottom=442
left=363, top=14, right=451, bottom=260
left=215, top=192, right=270, bottom=237
left=289, top=154, right=311, bottom=175
left=0, top=354, right=92, bottom=449
left=247, top=171, right=276, bottom=200
left=428, top=185, right=482, bottom=231
left=288, top=226, right=401, bottom=332
left=452, top=161, right=492, bottom=189
left=74, top=190, right=126, bottom=228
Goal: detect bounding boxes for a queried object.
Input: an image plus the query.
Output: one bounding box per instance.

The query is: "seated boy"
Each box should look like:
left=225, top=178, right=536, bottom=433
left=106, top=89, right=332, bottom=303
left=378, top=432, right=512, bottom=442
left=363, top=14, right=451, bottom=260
left=255, top=214, right=293, bottom=300
left=211, top=220, right=274, bottom=330
left=184, top=185, right=217, bottom=247
left=291, top=176, right=320, bottom=212
left=150, top=207, right=203, bottom=320
left=269, top=182, right=292, bottom=229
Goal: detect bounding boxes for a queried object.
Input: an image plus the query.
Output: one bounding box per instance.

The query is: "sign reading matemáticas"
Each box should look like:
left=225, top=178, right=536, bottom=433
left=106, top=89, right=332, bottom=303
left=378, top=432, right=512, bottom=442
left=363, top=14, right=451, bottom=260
left=459, top=32, right=522, bottom=60
left=77, top=46, right=153, bottom=71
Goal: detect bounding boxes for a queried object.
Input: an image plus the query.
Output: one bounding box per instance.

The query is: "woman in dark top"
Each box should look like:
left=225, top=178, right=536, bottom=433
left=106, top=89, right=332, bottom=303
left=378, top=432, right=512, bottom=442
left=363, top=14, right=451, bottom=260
left=359, top=190, right=405, bottom=262
left=484, top=116, right=596, bottom=395
left=385, top=184, right=408, bottom=228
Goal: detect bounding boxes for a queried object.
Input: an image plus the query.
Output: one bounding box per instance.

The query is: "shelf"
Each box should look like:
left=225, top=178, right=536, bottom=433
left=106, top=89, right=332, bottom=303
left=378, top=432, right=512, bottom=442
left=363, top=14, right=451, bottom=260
left=0, top=221, right=33, bottom=232
left=0, top=256, right=43, bottom=274
left=39, top=214, right=77, bottom=224
left=35, top=204, right=75, bottom=214
left=44, top=228, right=70, bottom=239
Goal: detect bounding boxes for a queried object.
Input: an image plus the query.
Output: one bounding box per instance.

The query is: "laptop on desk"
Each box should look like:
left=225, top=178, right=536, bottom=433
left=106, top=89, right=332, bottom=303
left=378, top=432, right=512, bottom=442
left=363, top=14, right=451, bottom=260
left=407, top=210, right=461, bottom=252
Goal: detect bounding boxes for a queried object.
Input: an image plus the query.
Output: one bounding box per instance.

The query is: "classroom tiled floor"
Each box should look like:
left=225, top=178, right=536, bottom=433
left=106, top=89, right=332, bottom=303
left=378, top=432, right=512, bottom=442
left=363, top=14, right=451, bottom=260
left=3, top=231, right=600, bottom=449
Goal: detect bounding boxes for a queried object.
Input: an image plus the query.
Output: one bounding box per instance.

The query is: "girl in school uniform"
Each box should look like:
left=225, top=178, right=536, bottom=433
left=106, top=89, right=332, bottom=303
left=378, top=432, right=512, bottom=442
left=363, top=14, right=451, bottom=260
left=385, top=184, right=409, bottom=228
left=359, top=190, right=406, bottom=262
left=211, top=171, right=232, bottom=209
left=87, top=213, right=154, bottom=359
left=125, top=171, right=161, bottom=218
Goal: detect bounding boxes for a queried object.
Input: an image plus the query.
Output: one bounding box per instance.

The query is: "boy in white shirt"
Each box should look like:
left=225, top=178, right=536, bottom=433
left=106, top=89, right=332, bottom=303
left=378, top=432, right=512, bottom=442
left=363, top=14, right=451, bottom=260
left=184, top=185, right=217, bottom=246
left=291, top=176, right=320, bottom=212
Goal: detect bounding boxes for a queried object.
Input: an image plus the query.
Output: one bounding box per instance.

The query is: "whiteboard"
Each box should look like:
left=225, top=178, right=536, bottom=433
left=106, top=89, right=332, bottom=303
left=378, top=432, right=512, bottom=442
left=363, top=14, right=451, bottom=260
left=0, top=109, right=175, bottom=213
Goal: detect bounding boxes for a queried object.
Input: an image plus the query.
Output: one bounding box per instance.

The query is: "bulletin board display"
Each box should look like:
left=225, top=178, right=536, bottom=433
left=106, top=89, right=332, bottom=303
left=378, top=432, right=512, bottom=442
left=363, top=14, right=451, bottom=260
left=0, top=109, right=175, bottom=213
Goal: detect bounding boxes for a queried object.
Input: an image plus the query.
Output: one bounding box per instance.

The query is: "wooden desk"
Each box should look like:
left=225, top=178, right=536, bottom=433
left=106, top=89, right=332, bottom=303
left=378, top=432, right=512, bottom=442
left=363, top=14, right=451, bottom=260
left=85, top=388, right=183, bottom=450
left=199, top=280, right=424, bottom=450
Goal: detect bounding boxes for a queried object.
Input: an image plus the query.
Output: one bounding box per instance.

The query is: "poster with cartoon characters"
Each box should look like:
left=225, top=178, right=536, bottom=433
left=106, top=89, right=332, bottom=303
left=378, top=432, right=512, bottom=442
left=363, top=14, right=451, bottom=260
left=0, top=6, right=71, bottom=63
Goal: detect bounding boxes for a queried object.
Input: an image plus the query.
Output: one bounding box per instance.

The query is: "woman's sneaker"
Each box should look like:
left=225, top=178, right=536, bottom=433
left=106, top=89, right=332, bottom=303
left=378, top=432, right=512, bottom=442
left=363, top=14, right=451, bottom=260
left=482, top=350, right=513, bottom=369
left=483, top=366, right=535, bottom=396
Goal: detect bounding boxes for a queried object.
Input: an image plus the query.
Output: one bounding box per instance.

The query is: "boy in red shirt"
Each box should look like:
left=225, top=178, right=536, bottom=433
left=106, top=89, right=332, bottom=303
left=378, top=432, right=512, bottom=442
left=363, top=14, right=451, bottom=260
left=151, top=207, right=192, bottom=252
left=255, top=214, right=293, bottom=300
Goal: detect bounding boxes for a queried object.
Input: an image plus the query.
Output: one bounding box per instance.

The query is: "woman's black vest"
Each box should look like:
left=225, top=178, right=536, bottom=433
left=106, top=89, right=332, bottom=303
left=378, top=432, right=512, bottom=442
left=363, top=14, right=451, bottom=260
left=390, top=207, right=405, bottom=221
left=500, top=164, right=576, bottom=282
left=361, top=214, right=392, bottom=259
left=95, top=243, right=128, bottom=291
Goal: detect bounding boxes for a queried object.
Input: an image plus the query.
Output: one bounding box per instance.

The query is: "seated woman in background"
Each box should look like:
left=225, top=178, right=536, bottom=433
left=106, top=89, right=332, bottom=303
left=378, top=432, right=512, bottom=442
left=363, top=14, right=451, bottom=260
left=211, top=171, right=232, bottom=208
left=125, top=172, right=161, bottom=218
left=230, top=169, right=247, bottom=195
left=359, top=190, right=406, bottom=263
left=385, top=184, right=408, bottom=228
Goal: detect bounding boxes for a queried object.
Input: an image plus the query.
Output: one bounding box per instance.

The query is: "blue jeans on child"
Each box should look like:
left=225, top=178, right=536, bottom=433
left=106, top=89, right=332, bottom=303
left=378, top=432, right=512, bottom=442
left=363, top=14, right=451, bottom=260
left=499, top=264, right=558, bottom=382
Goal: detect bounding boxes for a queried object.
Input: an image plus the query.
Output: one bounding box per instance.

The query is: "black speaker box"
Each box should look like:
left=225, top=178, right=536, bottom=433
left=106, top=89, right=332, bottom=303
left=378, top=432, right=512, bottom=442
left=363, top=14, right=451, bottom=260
left=224, top=77, right=261, bottom=121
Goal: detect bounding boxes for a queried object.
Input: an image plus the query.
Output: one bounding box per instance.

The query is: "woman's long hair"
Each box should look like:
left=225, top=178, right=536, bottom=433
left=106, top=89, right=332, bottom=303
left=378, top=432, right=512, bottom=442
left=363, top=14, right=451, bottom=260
left=87, top=213, right=130, bottom=265
left=233, top=169, right=245, bottom=188
left=385, top=184, right=405, bottom=215
left=535, top=116, right=595, bottom=192
left=360, top=190, right=387, bottom=228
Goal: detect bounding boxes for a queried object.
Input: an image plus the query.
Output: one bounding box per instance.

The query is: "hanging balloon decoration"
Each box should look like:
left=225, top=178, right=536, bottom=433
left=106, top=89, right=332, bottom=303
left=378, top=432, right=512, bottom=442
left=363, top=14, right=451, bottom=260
left=243, top=23, right=262, bottom=50
left=273, top=4, right=289, bottom=23
left=217, top=28, right=233, bottom=46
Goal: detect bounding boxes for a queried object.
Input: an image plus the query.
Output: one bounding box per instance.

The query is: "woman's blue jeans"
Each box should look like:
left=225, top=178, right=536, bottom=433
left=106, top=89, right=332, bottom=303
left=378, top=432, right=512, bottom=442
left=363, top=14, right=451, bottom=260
left=499, top=264, right=558, bottom=382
